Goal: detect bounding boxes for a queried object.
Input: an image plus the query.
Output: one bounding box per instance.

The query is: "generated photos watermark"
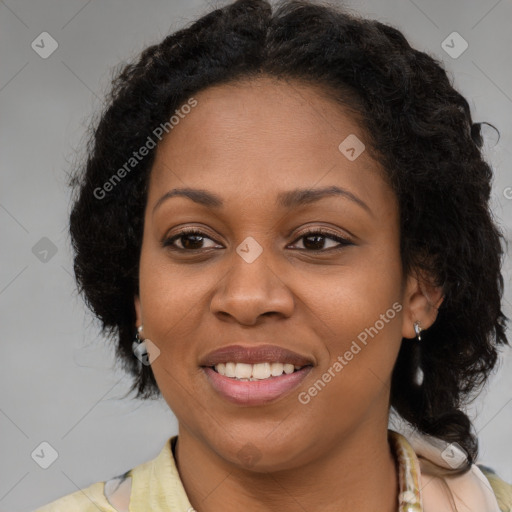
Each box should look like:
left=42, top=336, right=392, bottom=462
left=93, top=97, right=198, bottom=200
left=298, top=301, right=403, bottom=404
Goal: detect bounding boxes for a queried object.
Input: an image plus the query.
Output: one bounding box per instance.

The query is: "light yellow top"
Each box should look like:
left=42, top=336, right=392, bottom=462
left=34, top=433, right=512, bottom=512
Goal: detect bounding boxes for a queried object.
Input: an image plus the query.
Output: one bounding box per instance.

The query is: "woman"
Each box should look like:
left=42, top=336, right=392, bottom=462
left=35, top=0, right=512, bottom=510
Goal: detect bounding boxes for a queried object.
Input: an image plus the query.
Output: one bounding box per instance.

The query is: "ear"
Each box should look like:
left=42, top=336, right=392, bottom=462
left=401, top=269, right=445, bottom=339
left=134, top=294, right=143, bottom=330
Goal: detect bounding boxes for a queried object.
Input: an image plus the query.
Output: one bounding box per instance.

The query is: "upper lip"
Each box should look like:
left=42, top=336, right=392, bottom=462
left=199, top=344, right=315, bottom=367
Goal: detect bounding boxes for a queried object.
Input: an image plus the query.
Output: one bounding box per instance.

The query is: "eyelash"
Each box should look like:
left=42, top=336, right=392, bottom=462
left=162, top=227, right=353, bottom=252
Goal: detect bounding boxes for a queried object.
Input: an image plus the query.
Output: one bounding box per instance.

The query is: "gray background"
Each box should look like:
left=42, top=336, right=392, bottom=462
left=1, top=0, right=511, bottom=510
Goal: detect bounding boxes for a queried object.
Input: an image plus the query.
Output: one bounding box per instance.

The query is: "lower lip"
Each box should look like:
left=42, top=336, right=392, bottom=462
left=202, top=366, right=313, bottom=406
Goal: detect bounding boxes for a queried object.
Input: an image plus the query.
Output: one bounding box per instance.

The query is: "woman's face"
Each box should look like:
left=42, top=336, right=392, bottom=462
left=135, top=77, right=439, bottom=470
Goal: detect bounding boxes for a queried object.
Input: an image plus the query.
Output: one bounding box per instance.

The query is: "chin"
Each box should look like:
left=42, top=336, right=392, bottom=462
left=210, top=429, right=311, bottom=473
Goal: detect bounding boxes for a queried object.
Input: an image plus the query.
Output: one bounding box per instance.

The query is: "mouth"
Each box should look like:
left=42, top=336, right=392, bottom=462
left=201, top=363, right=313, bottom=406
left=199, top=344, right=315, bottom=405
left=208, top=361, right=310, bottom=381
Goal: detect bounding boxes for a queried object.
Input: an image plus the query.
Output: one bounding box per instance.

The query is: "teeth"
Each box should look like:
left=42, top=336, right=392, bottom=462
left=270, top=362, right=284, bottom=376
left=214, top=362, right=305, bottom=379
left=225, top=362, right=236, bottom=377
left=284, top=363, right=294, bottom=374
left=252, top=362, right=271, bottom=379
left=234, top=363, right=252, bottom=379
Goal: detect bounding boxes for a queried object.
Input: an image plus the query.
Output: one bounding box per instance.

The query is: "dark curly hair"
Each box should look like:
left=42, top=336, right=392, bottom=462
left=68, top=0, right=509, bottom=473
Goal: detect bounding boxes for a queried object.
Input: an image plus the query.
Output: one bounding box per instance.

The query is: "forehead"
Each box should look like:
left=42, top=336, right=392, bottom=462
left=148, top=77, right=394, bottom=216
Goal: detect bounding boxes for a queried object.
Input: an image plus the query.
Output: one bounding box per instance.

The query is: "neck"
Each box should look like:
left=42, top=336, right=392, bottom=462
left=174, top=420, right=398, bottom=512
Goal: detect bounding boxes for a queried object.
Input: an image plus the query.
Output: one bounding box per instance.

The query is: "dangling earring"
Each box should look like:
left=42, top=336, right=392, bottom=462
left=132, top=325, right=148, bottom=365
left=413, top=321, right=424, bottom=386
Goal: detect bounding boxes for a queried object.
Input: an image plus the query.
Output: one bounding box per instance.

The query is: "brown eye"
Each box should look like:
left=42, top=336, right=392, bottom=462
left=162, top=227, right=353, bottom=253
left=290, top=229, right=353, bottom=251
left=163, top=229, right=219, bottom=251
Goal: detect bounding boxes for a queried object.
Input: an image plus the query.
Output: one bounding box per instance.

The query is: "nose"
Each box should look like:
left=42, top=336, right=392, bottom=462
left=210, top=246, right=295, bottom=326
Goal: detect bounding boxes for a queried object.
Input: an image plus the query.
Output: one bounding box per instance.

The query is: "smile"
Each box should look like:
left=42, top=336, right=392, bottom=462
left=202, top=365, right=313, bottom=406
left=213, top=362, right=306, bottom=380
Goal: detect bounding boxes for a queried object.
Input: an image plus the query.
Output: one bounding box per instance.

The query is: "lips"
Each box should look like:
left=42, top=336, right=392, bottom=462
left=202, top=365, right=313, bottom=406
left=199, top=344, right=315, bottom=368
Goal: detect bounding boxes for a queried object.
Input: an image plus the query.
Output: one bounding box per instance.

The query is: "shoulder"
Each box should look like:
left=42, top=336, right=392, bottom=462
left=420, top=463, right=510, bottom=512
left=33, top=480, right=120, bottom=512
left=32, top=436, right=182, bottom=512
left=478, top=465, right=512, bottom=512
left=398, top=428, right=511, bottom=512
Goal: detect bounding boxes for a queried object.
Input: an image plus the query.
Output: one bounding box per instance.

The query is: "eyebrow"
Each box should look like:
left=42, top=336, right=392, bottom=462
left=152, top=185, right=372, bottom=216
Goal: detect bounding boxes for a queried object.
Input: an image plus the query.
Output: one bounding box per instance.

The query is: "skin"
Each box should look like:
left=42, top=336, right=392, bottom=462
left=134, top=76, right=444, bottom=512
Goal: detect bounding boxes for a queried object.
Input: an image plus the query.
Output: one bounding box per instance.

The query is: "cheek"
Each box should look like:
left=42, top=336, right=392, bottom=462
left=308, top=243, right=404, bottom=385
left=137, top=251, right=208, bottom=413
left=301, top=238, right=402, bottom=331
left=137, top=243, right=222, bottom=372
left=139, top=263, right=202, bottom=349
